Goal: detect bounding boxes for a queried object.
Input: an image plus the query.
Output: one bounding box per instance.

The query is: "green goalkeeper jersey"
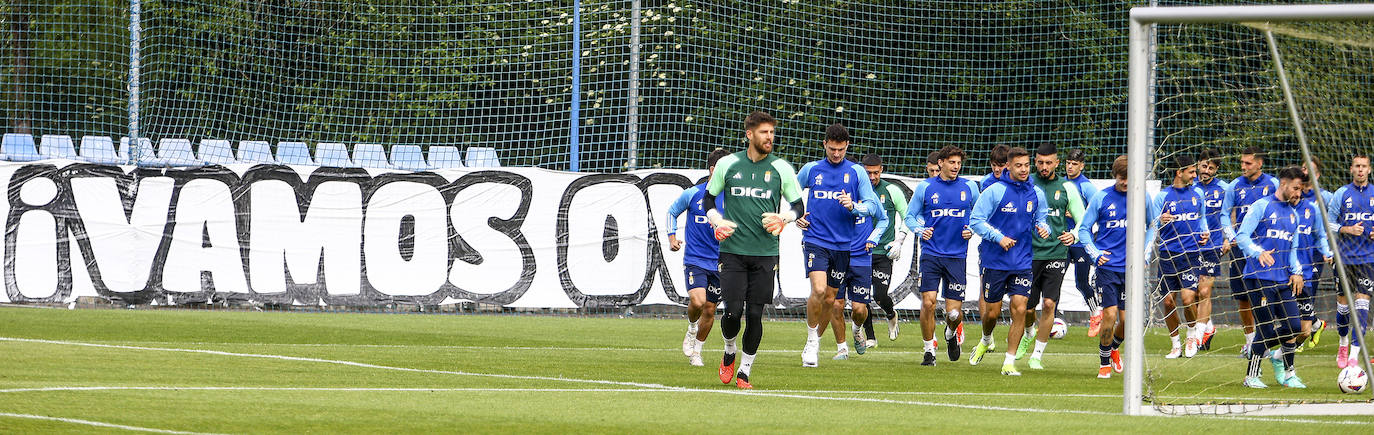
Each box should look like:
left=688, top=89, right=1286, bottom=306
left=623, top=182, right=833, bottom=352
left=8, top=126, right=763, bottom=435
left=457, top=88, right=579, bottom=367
left=706, top=150, right=804, bottom=257
left=870, top=180, right=909, bottom=256
left=1031, top=172, right=1085, bottom=261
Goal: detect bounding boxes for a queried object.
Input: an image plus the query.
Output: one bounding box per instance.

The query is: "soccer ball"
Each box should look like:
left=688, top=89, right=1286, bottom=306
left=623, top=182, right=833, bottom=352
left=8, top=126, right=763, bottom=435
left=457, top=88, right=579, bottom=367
left=1338, top=366, right=1368, bottom=394
left=1050, top=318, right=1068, bottom=339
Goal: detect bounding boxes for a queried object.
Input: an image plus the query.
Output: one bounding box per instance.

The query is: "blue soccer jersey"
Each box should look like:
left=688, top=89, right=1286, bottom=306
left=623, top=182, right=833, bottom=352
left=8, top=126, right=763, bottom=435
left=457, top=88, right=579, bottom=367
left=1330, top=182, right=1374, bottom=265
left=797, top=159, right=881, bottom=251
left=1221, top=173, right=1280, bottom=243
left=1236, top=196, right=1303, bottom=282
left=1079, top=187, right=1129, bottom=273
left=1146, top=185, right=1210, bottom=254
left=1194, top=177, right=1228, bottom=251
left=851, top=201, right=889, bottom=265
left=1296, top=196, right=1332, bottom=281
left=1067, top=174, right=1099, bottom=249
left=904, top=176, right=981, bottom=259
left=970, top=175, right=1049, bottom=271
left=666, top=183, right=724, bottom=271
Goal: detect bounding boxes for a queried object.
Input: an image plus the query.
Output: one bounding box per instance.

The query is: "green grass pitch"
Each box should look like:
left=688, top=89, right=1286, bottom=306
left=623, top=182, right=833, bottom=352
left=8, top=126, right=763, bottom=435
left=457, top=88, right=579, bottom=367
left=0, top=306, right=1369, bottom=433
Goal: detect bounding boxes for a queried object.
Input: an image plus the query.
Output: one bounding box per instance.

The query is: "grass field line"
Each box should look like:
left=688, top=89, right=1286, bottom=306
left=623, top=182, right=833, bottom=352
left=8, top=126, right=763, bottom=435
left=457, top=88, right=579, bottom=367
left=5, top=337, right=1369, bottom=426
left=26, top=339, right=1251, bottom=359
left=0, top=412, right=226, bottom=435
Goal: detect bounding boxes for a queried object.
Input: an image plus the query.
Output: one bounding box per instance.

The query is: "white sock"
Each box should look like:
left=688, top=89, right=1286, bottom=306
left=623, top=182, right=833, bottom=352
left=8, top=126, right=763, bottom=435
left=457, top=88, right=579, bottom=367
left=838, top=342, right=849, bottom=353
left=1354, top=346, right=1363, bottom=360
left=1170, top=334, right=1181, bottom=349
left=923, top=339, right=935, bottom=352
left=807, top=325, right=819, bottom=341
left=1003, top=352, right=1016, bottom=365
left=1244, top=332, right=1255, bottom=348
left=1031, top=340, right=1048, bottom=359
left=982, top=334, right=994, bottom=346
left=724, top=337, right=737, bottom=356
left=1341, top=336, right=1351, bottom=347
left=688, top=319, right=698, bottom=335
left=1207, top=320, right=1215, bottom=333
left=692, top=338, right=704, bottom=354
left=740, top=352, right=756, bottom=377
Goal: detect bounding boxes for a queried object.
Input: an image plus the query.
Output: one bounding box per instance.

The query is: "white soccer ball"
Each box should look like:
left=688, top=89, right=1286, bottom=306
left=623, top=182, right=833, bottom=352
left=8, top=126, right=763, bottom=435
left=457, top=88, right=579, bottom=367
left=1050, top=318, right=1068, bottom=339
left=1338, top=366, right=1368, bottom=394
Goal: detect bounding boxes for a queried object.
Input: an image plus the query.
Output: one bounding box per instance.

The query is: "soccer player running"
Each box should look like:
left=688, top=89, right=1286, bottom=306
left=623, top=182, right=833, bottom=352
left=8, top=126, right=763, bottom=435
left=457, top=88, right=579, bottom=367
left=1193, top=149, right=1228, bottom=351
left=1015, top=143, right=1082, bottom=370
left=667, top=148, right=732, bottom=366
left=1234, top=166, right=1309, bottom=389
left=906, top=145, right=980, bottom=365
left=797, top=123, right=881, bottom=366
left=1329, top=153, right=1374, bottom=369
left=1064, top=149, right=1104, bottom=336
left=968, top=147, right=1050, bottom=376
left=827, top=175, right=888, bottom=360
left=859, top=153, right=911, bottom=348
left=1220, top=146, right=1280, bottom=358
left=703, top=111, right=806, bottom=389
left=1146, top=155, right=1210, bottom=359
left=1079, top=155, right=1130, bottom=379
left=980, top=144, right=1010, bottom=192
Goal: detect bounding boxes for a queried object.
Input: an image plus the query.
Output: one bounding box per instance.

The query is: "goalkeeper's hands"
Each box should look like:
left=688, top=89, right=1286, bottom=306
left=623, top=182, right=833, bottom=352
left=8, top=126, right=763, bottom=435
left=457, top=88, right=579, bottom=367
left=761, top=210, right=798, bottom=236
left=885, top=231, right=907, bottom=260
left=706, top=209, right=737, bottom=241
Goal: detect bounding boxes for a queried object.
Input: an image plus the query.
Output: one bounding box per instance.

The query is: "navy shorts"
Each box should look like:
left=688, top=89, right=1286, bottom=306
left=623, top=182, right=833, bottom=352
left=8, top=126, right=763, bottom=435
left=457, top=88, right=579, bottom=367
left=1068, top=245, right=1092, bottom=265
left=803, top=243, right=849, bottom=289
left=981, top=268, right=1032, bottom=304
left=1228, top=246, right=1250, bottom=301
left=1097, top=269, right=1126, bottom=310
left=1197, top=249, right=1223, bottom=277
left=838, top=263, right=874, bottom=305
left=920, top=256, right=968, bottom=301
left=684, top=265, right=722, bottom=303
left=1337, top=262, right=1374, bottom=296
left=1157, top=250, right=1200, bottom=294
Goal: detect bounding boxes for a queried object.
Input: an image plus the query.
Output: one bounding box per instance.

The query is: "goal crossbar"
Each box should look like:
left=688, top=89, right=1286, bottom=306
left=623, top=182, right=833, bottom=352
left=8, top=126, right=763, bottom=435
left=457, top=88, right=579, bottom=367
left=1126, top=3, right=1374, bottom=416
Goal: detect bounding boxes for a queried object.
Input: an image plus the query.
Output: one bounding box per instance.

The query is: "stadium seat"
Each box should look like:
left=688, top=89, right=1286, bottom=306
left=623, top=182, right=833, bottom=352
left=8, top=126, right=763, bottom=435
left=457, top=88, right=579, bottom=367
left=39, top=135, right=77, bottom=159
left=276, top=141, right=314, bottom=165
left=78, top=136, right=123, bottom=165
left=427, top=146, right=464, bottom=169
left=197, top=139, right=237, bottom=165
left=465, top=146, right=501, bottom=167
left=315, top=142, right=355, bottom=168
left=352, top=144, right=393, bottom=169
left=1, top=133, right=42, bottom=162
left=236, top=140, right=277, bottom=164
left=157, top=138, right=202, bottom=167
left=120, top=137, right=158, bottom=166
left=389, top=145, right=431, bottom=171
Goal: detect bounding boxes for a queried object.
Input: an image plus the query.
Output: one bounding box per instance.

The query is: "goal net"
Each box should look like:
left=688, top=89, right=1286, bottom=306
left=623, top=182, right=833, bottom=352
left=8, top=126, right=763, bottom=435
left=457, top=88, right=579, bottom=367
left=1133, top=3, right=1374, bottom=415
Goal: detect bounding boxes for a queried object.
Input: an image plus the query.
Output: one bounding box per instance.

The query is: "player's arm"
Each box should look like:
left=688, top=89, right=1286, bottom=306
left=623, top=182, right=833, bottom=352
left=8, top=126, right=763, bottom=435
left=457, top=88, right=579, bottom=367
left=850, top=165, right=880, bottom=217
left=1145, top=191, right=1165, bottom=250
left=1234, top=199, right=1268, bottom=258
left=1078, top=191, right=1103, bottom=261
left=703, top=154, right=737, bottom=239
left=1288, top=243, right=1303, bottom=277
left=1220, top=181, right=1238, bottom=242
left=761, top=159, right=806, bottom=236
left=969, top=183, right=1006, bottom=242
left=868, top=201, right=889, bottom=246
left=666, top=187, right=694, bottom=237
left=887, top=183, right=911, bottom=233
left=1329, top=186, right=1349, bottom=233
left=1194, top=187, right=1211, bottom=236
left=1315, top=203, right=1334, bottom=259
left=1033, top=186, right=1051, bottom=237
left=1064, top=181, right=1086, bottom=223
left=903, top=182, right=928, bottom=234
left=1077, top=180, right=1098, bottom=205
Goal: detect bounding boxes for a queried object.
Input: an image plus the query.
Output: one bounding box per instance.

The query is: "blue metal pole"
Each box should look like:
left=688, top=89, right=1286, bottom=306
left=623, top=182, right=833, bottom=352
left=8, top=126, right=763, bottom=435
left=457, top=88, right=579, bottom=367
left=569, top=0, right=581, bottom=172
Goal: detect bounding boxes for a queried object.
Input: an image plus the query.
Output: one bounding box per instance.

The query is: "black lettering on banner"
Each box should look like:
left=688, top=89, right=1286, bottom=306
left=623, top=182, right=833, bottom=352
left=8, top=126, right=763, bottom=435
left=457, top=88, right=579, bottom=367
left=444, top=171, right=536, bottom=306
left=58, top=165, right=173, bottom=305
left=361, top=172, right=452, bottom=305
left=557, top=174, right=657, bottom=308
left=636, top=172, right=695, bottom=306
left=158, top=166, right=245, bottom=304
left=4, top=164, right=72, bottom=303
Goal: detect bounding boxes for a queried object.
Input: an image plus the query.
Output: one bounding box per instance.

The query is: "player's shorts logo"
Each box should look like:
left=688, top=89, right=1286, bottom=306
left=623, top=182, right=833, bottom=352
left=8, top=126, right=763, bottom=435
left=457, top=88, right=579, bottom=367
left=950, top=283, right=966, bottom=293
left=1014, top=276, right=1031, bottom=287
left=1048, top=261, right=1067, bottom=270
left=807, top=253, right=814, bottom=268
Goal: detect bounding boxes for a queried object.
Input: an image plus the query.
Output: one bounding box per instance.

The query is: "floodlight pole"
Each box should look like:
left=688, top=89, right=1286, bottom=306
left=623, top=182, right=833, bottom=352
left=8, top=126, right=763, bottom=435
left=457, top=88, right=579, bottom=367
left=1128, top=3, right=1374, bottom=415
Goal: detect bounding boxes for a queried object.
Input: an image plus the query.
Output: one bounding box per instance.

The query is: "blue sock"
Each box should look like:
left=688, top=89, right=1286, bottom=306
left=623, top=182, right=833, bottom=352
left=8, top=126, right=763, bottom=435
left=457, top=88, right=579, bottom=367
left=1337, top=303, right=1350, bottom=338
left=1099, top=344, right=1111, bottom=366
left=1357, top=299, right=1370, bottom=338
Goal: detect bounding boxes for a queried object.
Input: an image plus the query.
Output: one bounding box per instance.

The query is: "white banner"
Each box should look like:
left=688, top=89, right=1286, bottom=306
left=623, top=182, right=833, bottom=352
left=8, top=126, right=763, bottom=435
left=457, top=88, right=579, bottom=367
left=0, top=160, right=1146, bottom=310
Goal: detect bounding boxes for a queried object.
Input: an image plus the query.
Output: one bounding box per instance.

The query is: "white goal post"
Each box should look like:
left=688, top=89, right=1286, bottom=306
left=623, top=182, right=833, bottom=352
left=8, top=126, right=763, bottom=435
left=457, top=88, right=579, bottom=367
left=1126, top=3, right=1374, bottom=416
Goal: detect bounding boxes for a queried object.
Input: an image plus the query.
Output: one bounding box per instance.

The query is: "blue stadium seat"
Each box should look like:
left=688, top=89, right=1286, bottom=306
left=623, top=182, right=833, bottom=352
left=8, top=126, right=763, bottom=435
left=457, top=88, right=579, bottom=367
left=157, top=138, right=202, bottom=167
left=352, top=144, right=393, bottom=169
left=197, top=139, right=237, bottom=165
left=315, top=143, right=355, bottom=168
left=39, top=135, right=77, bottom=159
left=427, top=146, right=464, bottom=169
left=389, top=145, right=431, bottom=171
left=236, top=141, right=277, bottom=164
left=465, top=146, right=501, bottom=167
left=121, top=137, right=158, bottom=166
left=78, top=136, right=123, bottom=165
left=1, top=133, right=42, bottom=162
left=276, top=141, right=314, bottom=165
